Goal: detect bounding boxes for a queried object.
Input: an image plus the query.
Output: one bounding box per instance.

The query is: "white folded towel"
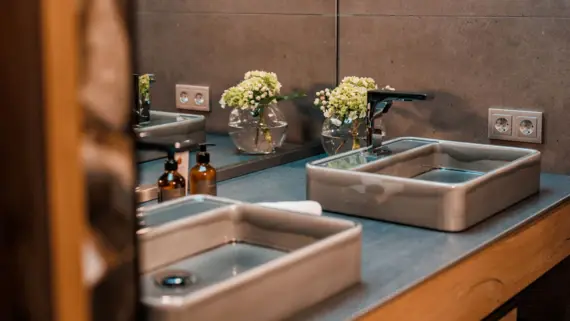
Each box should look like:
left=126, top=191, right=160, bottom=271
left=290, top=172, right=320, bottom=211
left=255, top=201, right=322, bottom=216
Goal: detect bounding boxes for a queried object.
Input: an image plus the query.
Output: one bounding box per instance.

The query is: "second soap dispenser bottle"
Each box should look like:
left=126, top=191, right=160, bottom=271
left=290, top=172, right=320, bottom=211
left=190, top=143, right=217, bottom=196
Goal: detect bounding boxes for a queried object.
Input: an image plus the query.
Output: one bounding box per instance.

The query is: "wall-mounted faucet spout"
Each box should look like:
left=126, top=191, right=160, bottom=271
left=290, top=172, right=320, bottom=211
left=366, top=90, right=431, bottom=151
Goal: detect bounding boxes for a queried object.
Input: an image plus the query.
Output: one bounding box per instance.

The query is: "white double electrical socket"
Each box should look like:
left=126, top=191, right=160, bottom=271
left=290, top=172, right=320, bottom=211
left=488, top=107, right=543, bottom=144
left=176, top=84, right=210, bottom=112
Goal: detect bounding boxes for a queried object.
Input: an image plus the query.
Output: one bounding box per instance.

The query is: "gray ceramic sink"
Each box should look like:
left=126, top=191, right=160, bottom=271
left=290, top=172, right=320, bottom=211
left=135, top=111, right=206, bottom=163
left=137, top=195, right=362, bottom=321
left=307, top=137, right=541, bottom=232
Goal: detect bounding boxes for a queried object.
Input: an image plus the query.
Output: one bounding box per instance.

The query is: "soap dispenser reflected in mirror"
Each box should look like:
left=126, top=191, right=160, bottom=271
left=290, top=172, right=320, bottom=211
left=157, top=148, right=186, bottom=203
left=154, top=142, right=218, bottom=202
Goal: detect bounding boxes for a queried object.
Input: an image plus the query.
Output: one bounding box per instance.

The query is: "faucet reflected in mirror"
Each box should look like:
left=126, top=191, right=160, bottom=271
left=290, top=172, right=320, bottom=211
left=133, top=73, right=156, bottom=126
left=366, top=90, right=431, bottom=153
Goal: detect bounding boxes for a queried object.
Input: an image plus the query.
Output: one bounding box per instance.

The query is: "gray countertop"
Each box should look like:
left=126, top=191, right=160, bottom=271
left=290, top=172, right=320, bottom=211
left=215, top=155, right=570, bottom=321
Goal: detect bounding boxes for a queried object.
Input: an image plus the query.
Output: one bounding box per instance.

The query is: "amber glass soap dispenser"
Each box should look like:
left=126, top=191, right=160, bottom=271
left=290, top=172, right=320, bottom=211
left=157, top=149, right=186, bottom=203
left=190, top=143, right=217, bottom=196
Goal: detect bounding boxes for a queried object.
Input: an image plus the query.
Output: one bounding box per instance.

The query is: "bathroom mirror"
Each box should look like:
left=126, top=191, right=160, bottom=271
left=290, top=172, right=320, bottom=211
left=134, top=0, right=337, bottom=200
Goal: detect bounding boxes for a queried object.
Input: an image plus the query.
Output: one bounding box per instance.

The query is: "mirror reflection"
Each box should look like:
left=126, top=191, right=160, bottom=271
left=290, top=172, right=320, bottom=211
left=134, top=2, right=336, bottom=202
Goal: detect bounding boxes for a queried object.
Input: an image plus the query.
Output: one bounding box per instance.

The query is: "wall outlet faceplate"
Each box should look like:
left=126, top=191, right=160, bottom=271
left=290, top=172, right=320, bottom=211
left=176, top=84, right=210, bottom=112
left=488, top=107, right=543, bottom=144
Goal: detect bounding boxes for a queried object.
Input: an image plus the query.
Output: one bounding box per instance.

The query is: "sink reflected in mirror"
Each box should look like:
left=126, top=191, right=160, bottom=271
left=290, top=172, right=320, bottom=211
left=134, top=111, right=207, bottom=163
left=134, top=111, right=206, bottom=139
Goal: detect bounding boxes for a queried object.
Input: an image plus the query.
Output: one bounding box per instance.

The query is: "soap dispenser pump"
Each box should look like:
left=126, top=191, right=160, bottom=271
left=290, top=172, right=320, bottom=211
left=157, top=148, right=186, bottom=203
left=190, top=143, right=217, bottom=196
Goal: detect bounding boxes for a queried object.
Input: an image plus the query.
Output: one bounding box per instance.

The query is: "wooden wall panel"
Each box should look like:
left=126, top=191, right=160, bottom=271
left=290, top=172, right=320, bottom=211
left=0, top=1, right=54, bottom=320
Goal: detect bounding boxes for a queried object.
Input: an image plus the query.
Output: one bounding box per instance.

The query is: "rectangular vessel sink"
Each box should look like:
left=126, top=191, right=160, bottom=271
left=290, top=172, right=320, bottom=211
left=138, top=196, right=362, bottom=321
left=307, top=137, right=541, bottom=232
left=135, top=111, right=206, bottom=163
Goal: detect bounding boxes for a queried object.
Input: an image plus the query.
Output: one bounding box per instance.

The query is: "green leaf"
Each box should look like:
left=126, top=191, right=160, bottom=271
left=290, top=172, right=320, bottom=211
left=250, top=106, right=262, bottom=117
left=258, top=96, right=277, bottom=105
left=276, top=91, right=307, bottom=102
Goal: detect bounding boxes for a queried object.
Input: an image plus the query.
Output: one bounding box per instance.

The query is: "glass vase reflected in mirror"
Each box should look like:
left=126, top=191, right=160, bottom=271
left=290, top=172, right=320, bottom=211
left=228, top=103, right=288, bottom=155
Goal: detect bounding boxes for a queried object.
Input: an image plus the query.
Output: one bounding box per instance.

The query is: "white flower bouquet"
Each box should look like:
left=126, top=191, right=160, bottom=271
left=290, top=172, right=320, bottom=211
left=314, top=77, right=394, bottom=153
left=220, top=71, right=305, bottom=153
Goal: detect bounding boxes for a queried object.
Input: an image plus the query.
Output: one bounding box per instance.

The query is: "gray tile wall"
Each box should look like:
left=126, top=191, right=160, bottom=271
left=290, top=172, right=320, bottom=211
left=136, top=0, right=335, bottom=143
left=137, top=0, right=570, bottom=173
left=339, top=1, right=570, bottom=173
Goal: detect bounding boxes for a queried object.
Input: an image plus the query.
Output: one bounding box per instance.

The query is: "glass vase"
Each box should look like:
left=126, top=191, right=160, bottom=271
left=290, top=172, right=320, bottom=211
left=321, top=117, right=367, bottom=155
left=228, top=104, right=288, bottom=154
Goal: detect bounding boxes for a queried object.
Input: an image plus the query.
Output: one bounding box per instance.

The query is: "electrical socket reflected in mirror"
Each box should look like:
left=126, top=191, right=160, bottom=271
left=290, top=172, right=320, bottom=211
left=176, top=84, right=210, bottom=112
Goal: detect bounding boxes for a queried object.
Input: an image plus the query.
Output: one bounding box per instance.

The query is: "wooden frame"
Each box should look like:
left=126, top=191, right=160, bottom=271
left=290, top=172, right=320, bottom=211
left=41, top=0, right=88, bottom=320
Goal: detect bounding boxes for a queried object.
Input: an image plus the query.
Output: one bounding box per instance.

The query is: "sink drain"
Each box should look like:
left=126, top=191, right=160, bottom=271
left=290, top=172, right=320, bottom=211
left=153, top=270, right=197, bottom=290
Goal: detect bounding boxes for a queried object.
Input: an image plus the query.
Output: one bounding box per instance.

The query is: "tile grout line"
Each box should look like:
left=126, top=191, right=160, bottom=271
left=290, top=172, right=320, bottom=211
left=136, top=11, right=570, bottom=19
left=335, top=0, right=340, bottom=85
left=136, top=11, right=336, bottom=17
left=338, top=13, right=570, bottom=19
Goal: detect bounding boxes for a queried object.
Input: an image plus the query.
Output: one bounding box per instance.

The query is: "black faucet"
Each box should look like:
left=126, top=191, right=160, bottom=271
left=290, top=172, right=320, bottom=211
left=133, top=73, right=156, bottom=126
left=366, top=90, right=431, bottom=151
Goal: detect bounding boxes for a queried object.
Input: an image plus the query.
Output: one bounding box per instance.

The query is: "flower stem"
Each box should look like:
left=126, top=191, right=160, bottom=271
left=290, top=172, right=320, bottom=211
left=254, top=105, right=273, bottom=152
left=254, top=106, right=264, bottom=147
left=263, top=127, right=272, bottom=148
left=335, top=139, right=347, bottom=154
left=351, top=119, right=361, bottom=150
